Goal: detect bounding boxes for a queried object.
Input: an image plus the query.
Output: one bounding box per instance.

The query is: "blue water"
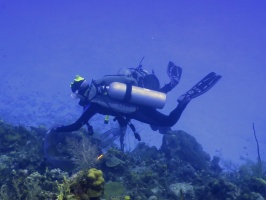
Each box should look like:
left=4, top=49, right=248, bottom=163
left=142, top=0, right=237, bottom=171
left=1, top=0, right=265, bottom=166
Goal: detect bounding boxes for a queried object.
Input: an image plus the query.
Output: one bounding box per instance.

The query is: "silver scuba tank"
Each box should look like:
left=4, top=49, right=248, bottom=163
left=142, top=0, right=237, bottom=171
left=107, top=82, right=166, bottom=109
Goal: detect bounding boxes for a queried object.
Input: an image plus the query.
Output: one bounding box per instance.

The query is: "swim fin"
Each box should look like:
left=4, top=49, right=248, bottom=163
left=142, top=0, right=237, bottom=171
left=178, top=72, right=222, bottom=102
left=167, top=61, right=182, bottom=86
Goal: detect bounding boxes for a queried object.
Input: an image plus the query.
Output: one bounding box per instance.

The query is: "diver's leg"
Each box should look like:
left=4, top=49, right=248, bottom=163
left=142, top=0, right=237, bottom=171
left=149, top=98, right=189, bottom=131
left=135, top=73, right=221, bottom=129
left=166, top=72, right=222, bottom=125
left=168, top=72, right=222, bottom=122
left=159, top=83, right=173, bottom=94
left=132, top=102, right=188, bottom=128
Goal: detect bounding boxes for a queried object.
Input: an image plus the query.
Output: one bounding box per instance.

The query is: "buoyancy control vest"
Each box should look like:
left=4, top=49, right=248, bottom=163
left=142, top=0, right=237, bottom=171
left=85, top=74, right=166, bottom=113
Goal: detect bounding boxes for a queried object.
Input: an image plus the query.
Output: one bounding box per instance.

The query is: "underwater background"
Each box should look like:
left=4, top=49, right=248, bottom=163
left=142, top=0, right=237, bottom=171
left=0, top=1, right=266, bottom=199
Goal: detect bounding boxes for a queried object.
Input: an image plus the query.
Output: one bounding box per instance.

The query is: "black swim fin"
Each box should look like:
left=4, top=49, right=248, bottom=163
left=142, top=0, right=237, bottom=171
left=179, top=72, right=222, bottom=102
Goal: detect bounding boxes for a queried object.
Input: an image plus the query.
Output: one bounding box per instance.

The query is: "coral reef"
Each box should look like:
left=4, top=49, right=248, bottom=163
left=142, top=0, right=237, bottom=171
left=0, top=121, right=266, bottom=199
left=103, top=181, right=126, bottom=199
left=66, top=134, right=99, bottom=170
left=56, top=168, right=105, bottom=200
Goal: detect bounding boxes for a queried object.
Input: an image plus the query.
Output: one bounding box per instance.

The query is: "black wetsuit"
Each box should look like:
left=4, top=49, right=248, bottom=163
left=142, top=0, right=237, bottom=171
left=55, top=101, right=188, bottom=133
left=56, top=73, right=180, bottom=133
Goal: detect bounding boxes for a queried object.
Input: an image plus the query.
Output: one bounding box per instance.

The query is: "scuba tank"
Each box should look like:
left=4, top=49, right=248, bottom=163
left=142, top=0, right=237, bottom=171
left=107, top=82, right=166, bottom=109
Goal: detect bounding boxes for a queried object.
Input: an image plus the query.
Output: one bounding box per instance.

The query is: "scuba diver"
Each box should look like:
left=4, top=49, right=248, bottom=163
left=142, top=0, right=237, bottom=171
left=79, top=60, right=182, bottom=150
left=60, top=72, right=221, bottom=134
left=44, top=61, right=221, bottom=166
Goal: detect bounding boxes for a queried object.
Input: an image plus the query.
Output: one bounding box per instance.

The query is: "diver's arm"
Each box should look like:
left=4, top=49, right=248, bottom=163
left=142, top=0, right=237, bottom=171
left=55, top=105, right=97, bottom=132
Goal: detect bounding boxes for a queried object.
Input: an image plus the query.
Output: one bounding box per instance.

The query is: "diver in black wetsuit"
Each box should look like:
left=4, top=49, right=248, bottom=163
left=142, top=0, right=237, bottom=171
left=75, top=61, right=183, bottom=148
left=56, top=61, right=182, bottom=138
left=52, top=65, right=221, bottom=135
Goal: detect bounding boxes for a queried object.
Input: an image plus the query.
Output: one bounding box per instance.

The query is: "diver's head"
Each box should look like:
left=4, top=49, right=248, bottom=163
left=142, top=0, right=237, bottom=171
left=70, top=75, right=89, bottom=99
